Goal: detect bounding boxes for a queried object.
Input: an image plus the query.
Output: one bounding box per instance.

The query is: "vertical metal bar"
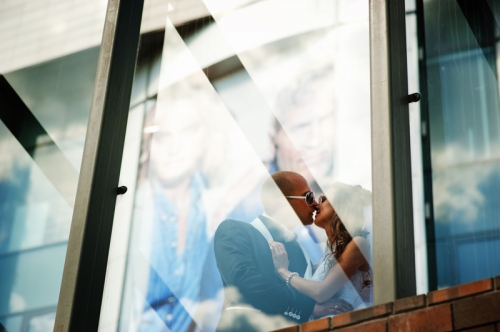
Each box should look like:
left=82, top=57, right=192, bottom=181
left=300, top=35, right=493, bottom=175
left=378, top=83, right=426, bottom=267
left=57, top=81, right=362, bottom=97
left=54, top=0, right=144, bottom=330
left=370, top=0, right=417, bottom=304
left=415, top=0, right=438, bottom=292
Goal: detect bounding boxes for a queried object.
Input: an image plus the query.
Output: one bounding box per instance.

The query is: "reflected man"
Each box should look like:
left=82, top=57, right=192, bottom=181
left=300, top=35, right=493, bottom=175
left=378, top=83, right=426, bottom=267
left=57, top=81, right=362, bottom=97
left=214, top=171, right=352, bottom=331
left=137, top=83, right=223, bottom=332
left=273, top=64, right=336, bottom=190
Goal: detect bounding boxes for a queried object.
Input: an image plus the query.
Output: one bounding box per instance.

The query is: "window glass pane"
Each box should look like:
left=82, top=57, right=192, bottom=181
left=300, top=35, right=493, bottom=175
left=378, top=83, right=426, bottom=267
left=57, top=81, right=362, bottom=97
left=0, top=244, right=66, bottom=316
left=0, top=315, right=22, bottom=332
left=27, top=311, right=56, bottom=332
left=101, top=1, right=373, bottom=330
left=409, top=0, right=500, bottom=290
left=0, top=0, right=106, bottom=330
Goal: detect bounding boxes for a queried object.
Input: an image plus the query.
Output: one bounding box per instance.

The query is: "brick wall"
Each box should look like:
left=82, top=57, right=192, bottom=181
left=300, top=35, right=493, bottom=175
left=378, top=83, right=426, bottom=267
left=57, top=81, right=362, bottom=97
left=275, top=276, right=500, bottom=332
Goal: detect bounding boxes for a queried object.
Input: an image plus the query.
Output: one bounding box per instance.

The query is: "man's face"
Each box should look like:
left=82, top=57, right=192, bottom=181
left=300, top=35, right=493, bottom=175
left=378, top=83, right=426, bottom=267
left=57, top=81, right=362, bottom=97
left=150, top=100, right=206, bottom=186
left=284, top=175, right=318, bottom=226
left=275, top=94, right=335, bottom=186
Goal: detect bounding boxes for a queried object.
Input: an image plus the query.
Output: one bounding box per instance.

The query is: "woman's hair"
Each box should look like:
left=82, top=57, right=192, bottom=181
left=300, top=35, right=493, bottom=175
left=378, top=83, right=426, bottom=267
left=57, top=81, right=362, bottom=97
left=326, top=183, right=372, bottom=262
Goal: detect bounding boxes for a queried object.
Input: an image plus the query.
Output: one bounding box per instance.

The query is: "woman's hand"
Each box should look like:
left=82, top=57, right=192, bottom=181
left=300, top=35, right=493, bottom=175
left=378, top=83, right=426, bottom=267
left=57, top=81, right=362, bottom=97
left=269, top=241, right=289, bottom=273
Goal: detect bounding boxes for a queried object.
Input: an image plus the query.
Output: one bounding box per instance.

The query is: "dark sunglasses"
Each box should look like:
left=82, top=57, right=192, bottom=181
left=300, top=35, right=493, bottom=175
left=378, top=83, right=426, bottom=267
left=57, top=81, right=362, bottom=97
left=285, top=191, right=327, bottom=206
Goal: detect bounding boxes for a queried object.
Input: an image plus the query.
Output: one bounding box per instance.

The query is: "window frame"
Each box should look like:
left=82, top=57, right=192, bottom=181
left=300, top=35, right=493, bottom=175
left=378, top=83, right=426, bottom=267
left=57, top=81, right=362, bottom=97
left=54, top=0, right=417, bottom=329
left=53, top=0, right=145, bottom=330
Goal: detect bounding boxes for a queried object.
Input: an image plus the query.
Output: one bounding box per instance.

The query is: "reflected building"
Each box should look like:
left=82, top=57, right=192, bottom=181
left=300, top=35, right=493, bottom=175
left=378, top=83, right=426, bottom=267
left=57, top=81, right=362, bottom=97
left=0, top=47, right=101, bottom=331
left=412, top=0, right=500, bottom=289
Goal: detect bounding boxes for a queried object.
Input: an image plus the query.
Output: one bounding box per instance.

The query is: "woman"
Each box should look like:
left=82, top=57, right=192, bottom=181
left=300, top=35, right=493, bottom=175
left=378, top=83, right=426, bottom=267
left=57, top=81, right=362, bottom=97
left=270, top=183, right=372, bottom=314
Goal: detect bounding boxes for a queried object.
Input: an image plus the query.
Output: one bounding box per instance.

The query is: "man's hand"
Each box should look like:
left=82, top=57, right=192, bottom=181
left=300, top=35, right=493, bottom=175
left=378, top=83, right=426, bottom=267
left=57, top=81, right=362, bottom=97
left=312, top=298, right=354, bottom=317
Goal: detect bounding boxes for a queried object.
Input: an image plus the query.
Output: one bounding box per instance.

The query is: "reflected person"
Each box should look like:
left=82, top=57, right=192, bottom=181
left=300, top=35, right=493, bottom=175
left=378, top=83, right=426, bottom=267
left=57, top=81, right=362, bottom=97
left=137, top=86, right=223, bottom=331
left=214, top=171, right=353, bottom=331
left=270, top=183, right=373, bottom=316
left=272, top=64, right=336, bottom=188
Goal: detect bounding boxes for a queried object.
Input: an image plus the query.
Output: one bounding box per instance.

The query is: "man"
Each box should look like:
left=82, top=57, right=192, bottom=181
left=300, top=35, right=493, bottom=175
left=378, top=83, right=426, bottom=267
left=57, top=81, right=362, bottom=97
left=272, top=64, right=336, bottom=190
left=136, top=82, right=224, bottom=331
left=214, top=171, right=352, bottom=331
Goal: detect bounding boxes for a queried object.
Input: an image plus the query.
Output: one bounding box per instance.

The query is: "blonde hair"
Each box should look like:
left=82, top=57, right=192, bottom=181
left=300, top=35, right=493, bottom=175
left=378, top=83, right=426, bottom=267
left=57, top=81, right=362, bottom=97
left=139, top=73, right=229, bottom=188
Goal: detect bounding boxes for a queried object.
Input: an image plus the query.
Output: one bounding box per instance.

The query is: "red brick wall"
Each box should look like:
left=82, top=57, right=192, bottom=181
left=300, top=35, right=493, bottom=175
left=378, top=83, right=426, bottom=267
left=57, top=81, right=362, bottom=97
left=274, top=276, right=500, bottom=332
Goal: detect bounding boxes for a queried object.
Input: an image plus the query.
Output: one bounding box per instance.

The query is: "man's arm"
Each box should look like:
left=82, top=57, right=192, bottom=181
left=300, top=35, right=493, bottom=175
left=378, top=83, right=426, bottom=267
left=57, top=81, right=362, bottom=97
left=214, top=220, right=315, bottom=321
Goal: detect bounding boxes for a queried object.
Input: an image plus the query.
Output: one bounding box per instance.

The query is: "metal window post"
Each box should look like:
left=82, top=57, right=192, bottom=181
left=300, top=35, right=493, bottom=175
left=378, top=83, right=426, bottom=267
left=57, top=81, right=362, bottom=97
left=54, top=0, right=144, bottom=330
left=370, top=0, right=417, bottom=304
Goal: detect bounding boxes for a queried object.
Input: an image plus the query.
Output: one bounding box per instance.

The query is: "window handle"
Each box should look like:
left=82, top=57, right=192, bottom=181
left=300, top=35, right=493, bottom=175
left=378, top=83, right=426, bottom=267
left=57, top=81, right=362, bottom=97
left=408, top=92, right=421, bottom=103
left=117, top=186, right=128, bottom=195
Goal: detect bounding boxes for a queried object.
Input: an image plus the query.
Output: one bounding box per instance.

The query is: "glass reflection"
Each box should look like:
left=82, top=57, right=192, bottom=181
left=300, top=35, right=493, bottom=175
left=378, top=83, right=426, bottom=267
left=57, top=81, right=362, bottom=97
left=109, top=0, right=372, bottom=331
left=273, top=65, right=336, bottom=187
left=215, top=176, right=372, bottom=331
left=136, top=79, right=231, bottom=331
left=0, top=0, right=106, bottom=329
left=0, top=47, right=100, bottom=331
left=415, top=0, right=500, bottom=289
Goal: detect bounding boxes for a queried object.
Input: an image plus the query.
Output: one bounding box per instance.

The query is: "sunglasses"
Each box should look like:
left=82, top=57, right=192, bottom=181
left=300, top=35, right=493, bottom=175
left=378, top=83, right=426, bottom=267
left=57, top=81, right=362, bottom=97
left=285, top=191, right=327, bottom=206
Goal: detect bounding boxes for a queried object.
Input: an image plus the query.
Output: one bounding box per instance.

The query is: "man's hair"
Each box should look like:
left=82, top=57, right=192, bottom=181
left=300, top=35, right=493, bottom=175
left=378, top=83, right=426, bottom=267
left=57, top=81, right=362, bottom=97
left=273, top=63, right=335, bottom=133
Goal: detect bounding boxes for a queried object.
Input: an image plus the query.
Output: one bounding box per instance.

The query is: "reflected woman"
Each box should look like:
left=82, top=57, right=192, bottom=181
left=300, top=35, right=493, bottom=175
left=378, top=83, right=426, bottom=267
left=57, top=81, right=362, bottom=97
left=270, top=183, right=372, bottom=317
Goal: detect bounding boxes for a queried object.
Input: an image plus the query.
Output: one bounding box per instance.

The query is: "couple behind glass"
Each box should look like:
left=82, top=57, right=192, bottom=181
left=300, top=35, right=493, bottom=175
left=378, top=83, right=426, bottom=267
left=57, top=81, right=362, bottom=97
left=214, top=171, right=372, bottom=331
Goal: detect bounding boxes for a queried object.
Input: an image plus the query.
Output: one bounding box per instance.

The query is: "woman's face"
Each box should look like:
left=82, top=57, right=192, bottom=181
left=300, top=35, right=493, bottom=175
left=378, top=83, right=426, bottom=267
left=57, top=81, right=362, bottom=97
left=314, top=198, right=335, bottom=229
